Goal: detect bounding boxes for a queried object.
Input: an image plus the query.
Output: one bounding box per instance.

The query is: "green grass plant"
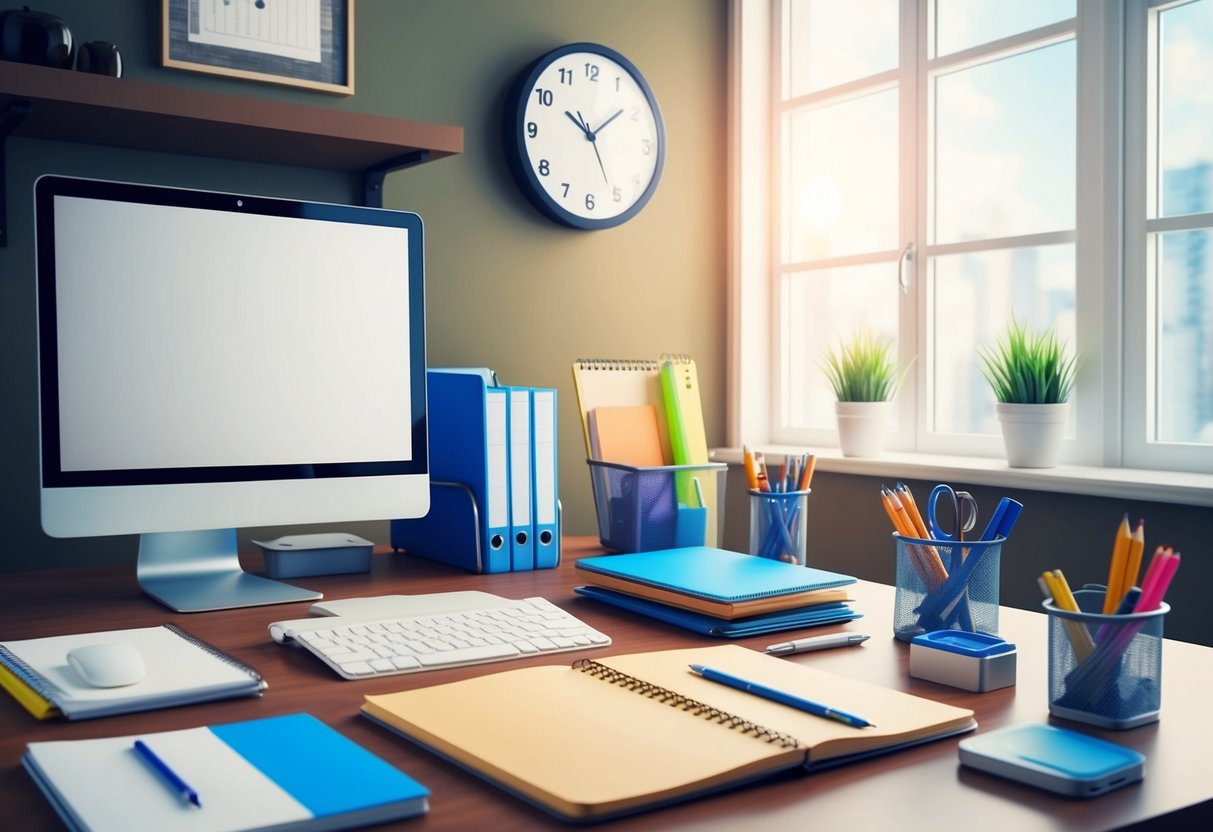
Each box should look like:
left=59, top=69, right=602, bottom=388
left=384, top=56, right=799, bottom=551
left=820, top=331, right=907, bottom=402
left=978, top=318, right=1077, bottom=404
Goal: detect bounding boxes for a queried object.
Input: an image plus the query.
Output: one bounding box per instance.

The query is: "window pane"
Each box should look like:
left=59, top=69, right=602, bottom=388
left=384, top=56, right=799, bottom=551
left=783, top=264, right=900, bottom=431
left=783, top=90, right=898, bottom=262
left=1156, top=229, right=1213, bottom=443
left=786, top=0, right=898, bottom=97
left=932, top=41, right=1075, bottom=243
left=930, top=245, right=1075, bottom=435
left=933, top=0, right=1074, bottom=57
left=1159, top=0, right=1213, bottom=218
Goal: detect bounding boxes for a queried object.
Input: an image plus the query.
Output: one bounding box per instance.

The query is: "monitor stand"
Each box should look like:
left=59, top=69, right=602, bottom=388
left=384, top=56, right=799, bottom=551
left=136, top=529, right=322, bottom=613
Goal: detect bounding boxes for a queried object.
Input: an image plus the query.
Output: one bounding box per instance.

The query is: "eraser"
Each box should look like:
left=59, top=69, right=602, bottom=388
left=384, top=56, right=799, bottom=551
left=910, top=630, right=1016, bottom=692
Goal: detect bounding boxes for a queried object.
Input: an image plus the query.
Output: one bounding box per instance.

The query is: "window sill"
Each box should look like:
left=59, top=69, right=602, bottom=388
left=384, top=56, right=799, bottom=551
left=710, top=446, right=1213, bottom=508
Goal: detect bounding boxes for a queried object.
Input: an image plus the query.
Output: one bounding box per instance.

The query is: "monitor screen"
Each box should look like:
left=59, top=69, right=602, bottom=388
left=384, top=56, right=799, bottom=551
left=35, top=175, right=429, bottom=611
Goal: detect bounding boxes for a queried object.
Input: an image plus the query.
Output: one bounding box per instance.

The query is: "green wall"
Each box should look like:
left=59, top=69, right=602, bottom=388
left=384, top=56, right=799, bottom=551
left=0, top=1, right=728, bottom=568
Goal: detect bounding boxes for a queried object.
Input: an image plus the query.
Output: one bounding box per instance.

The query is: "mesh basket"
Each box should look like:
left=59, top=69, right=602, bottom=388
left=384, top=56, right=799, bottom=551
left=1045, top=588, right=1166, bottom=729
left=587, top=460, right=727, bottom=553
left=893, top=534, right=1002, bottom=642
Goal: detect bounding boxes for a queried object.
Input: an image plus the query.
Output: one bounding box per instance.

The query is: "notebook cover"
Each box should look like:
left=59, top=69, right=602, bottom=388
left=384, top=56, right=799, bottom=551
left=575, top=547, right=856, bottom=603
left=574, top=585, right=861, bottom=637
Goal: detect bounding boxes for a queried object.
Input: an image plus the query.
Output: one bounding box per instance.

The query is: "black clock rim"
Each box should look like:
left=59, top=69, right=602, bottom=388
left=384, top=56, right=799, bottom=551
left=505, top=42, right=666, bottom=230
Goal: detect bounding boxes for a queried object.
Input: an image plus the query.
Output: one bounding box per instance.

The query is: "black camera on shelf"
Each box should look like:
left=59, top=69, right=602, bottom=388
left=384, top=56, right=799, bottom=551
left=1, top=5, right=121, bottom=76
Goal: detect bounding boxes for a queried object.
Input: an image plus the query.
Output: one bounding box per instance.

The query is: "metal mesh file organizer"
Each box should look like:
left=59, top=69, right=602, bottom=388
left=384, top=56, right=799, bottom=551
left=587, top=460, right=727, bottom=553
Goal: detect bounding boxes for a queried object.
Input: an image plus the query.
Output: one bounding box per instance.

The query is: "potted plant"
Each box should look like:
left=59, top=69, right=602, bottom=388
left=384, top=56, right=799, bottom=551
left=978, top=318, right=1077, bottom=468
left=820, top=330, right=908, bottom=457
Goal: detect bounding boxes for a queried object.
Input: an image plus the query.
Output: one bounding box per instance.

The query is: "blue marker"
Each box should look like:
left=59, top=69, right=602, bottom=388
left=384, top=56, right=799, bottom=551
left=133, top=740, right=201, bottom=807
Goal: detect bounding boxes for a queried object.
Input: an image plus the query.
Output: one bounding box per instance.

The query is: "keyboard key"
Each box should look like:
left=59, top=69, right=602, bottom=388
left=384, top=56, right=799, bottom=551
left=416, top=643, right=520, bottom=667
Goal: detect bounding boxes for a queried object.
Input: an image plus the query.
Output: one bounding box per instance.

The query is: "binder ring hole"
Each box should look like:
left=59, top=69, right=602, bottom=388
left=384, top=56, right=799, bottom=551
left=490, top=534, right=505, bottom=550
left=539, top=531, right=553, bottom=545
left=515, top=532, right=528, bottom=545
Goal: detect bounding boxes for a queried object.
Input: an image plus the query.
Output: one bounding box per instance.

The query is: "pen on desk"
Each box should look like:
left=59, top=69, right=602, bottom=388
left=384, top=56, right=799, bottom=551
left=688, top=664, right=874, bottom=728
left=764, top=633, right=870, bottom=656
left=133, top=740, right=201, bottom=807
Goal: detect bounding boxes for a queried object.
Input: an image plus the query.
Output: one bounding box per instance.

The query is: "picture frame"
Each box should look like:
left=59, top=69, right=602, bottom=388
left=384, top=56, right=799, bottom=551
left=161, top=0, right=354, bottom=95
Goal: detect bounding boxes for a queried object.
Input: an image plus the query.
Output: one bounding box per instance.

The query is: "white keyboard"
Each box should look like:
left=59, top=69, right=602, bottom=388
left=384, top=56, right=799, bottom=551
left=270, top=596, right=611, bottom=680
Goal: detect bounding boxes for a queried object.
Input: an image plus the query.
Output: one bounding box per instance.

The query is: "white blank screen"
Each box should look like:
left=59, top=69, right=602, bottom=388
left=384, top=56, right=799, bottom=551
left=53, top=195, right=414, bottom=472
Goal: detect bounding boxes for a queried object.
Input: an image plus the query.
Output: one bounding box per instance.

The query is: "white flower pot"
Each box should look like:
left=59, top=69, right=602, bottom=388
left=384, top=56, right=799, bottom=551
left=835, top=401, right=890, bottom=458
left=996, top=402, right=1068, bottom=468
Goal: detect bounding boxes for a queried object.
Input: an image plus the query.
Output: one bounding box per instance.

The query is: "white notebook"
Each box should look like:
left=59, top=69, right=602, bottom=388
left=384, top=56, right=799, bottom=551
left=0, top=624, right=265, bottom=720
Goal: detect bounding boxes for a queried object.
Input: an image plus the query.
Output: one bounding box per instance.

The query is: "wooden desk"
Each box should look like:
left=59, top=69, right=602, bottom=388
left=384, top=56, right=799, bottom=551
left=2, top=537, right=1210, bottom=831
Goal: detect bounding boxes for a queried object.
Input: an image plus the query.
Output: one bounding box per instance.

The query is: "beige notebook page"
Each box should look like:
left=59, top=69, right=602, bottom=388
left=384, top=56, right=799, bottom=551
left=600, top=645, right=975, bottom=763
left=578, top=570, right=851, bottom=619
left=363, top=662, right=803, bottom=821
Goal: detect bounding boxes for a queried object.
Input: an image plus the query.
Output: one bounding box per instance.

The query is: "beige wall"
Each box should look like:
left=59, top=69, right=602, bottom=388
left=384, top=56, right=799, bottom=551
left=0, top=1, right=728, bottom=569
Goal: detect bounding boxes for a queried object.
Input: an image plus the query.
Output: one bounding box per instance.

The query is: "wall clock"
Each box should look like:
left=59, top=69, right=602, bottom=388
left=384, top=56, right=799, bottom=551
left=505, top=42, right=665, bottom=230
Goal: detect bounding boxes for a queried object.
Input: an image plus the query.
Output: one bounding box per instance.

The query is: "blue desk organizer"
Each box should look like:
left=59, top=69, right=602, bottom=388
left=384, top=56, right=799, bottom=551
left=587, top=460, right=727, bottom=553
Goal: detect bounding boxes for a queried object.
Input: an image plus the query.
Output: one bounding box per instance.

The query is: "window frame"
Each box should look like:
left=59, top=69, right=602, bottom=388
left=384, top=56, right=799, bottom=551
left=728, top=0, right=1213, bottom=479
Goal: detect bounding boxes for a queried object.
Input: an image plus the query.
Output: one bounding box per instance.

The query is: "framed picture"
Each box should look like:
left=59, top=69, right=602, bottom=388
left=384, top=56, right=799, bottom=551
left=161, top=0, right=354, bottom=95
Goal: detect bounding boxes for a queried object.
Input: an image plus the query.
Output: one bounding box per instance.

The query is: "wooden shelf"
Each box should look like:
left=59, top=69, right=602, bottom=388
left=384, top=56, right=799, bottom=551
left=0, top=61, right=464, bottom=243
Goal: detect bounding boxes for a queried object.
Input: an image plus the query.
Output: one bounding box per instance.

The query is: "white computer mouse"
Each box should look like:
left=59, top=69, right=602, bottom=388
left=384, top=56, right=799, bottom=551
left=66, top=643, right=146, bottom=688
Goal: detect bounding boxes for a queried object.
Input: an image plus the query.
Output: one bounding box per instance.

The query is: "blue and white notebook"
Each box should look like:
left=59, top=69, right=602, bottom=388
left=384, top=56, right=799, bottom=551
left=574, top=585, right=862, bottom=637
left=575, top=547, right=856, bottom=619
left=23, top=712, right=429, bottom=831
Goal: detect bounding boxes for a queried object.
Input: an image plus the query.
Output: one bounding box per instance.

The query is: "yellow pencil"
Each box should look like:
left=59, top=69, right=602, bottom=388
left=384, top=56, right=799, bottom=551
left=1045, top=569, right=1095, bottom=661
left=1103, top=514, right=1132, bottom=614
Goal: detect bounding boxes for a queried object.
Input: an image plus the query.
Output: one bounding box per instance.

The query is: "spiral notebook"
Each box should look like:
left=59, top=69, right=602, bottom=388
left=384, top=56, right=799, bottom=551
left=362, top=644, right=976, bottom=822
left=0, top=624, right=266, bottom=720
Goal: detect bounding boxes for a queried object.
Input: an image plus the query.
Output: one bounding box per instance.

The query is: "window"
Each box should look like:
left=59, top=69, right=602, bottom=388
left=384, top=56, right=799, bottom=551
left=732, top=0, right=1213, bottom=475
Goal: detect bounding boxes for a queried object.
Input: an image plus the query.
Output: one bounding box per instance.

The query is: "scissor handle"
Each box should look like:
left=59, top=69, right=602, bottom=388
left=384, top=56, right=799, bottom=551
left=927, top=484, right=978, bottom=540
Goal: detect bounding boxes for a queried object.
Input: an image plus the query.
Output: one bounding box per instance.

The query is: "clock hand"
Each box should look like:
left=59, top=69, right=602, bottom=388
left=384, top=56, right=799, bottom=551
left=564, top=110, right=592, bottom=138
left=591, top=108, right=625, bottom=136
left=589, top=135, right=609, bottom=185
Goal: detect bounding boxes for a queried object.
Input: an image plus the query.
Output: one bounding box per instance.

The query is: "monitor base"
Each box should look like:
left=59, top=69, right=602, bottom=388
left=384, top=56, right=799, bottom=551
left=137, top=529, right=322, bottom=613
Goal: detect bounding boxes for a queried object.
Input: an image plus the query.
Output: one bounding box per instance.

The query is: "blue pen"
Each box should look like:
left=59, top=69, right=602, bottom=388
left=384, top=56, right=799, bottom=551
left=133, top=740, right=201, bottom=807
left=688, top=664, right=874, bottom=728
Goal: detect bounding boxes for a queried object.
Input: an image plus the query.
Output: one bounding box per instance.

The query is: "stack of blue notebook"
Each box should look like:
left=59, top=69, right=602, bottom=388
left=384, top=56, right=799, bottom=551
left=574, top=547, right=861, bottom=637
left=392, top=369, right=559, bottom=574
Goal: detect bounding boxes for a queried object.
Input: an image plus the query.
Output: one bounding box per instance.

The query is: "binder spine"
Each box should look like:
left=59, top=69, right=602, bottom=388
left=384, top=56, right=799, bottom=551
left=164, top=624, right=264, bottom=684
left=0, top=644, right=64, bottom=703
left=572, top=658, right=801, bottom=749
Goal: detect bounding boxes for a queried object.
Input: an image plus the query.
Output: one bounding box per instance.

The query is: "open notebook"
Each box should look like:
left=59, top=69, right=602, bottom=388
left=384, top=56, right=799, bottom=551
left=0, top=624, right=265, bottom=720
left=362, top=644, right=975, bottom=822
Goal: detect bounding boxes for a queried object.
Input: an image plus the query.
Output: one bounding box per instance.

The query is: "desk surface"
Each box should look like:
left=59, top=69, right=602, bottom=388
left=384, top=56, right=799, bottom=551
left=1, top=537, right=1210, bottom=831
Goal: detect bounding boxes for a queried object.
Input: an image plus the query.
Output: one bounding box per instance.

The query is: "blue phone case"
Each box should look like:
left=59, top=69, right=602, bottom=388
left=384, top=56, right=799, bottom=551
left=959, top=724, right=1144, bottom=798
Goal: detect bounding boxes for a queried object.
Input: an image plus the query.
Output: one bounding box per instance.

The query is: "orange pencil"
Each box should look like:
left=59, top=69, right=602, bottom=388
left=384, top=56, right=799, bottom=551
left=742, top=446, right=759, bottom=490
left=753, top=451, right=771, bottom=493
left=1103, top=514, right=1132, bottom=613
left=1121, top=519, right=1146, bottom=594
left=798, top=454, right=817, bottom=490
left=895, top=482, right=930, bottom=540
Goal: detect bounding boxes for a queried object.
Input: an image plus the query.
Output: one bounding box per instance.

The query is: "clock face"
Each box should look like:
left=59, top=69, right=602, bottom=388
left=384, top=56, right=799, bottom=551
left=508, top=43, right=665, bottom=229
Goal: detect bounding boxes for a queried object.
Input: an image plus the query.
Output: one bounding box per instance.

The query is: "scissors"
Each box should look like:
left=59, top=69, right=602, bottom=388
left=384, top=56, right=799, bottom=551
left=927, top=484, right=978, bottom=545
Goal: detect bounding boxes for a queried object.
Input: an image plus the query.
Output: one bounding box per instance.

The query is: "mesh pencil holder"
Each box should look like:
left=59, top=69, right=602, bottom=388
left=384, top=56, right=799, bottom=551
left=586, top=460, right=727, bottom=553
left=1045, top=588, right=1167, bottom=729
left=892, top=534, right=1002, bottom=643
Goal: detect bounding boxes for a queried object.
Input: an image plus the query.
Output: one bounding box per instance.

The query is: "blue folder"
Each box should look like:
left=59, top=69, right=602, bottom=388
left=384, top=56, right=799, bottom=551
left=574, top=585, right=861, bottom=636
left=575, top=546, right=856, bottom=602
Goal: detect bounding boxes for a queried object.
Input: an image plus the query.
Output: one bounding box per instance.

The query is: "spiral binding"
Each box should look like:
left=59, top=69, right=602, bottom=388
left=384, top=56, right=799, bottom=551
left=0, top=644, right=65, bottom=703
left=572, top=658, right=802, bottom=749
left=574, top=358, right=661, bottom=372
left=164, top=623, right=264, bottom=683
left=659, top=352, right=693, bottom=365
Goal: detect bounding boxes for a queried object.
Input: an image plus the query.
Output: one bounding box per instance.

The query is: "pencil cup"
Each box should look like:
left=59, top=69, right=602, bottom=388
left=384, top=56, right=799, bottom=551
left=1045, top=588, right=1167, bottom=729
left=748, top=490, right=810, bottom=566
left=587, top=460, right=727, bottom=553
left=892, top=534, right=1002, bottom=642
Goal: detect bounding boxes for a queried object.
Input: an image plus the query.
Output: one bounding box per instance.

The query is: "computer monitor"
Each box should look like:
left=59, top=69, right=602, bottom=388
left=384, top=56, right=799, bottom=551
left=34, top=175, right=429, bottom=612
